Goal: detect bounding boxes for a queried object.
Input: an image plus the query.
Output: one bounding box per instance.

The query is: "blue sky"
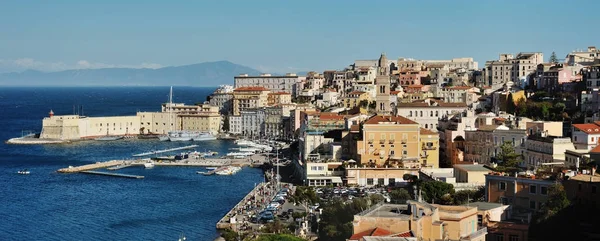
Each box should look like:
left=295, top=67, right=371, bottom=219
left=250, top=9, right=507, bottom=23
left=0, top=0, right=597, bottom=73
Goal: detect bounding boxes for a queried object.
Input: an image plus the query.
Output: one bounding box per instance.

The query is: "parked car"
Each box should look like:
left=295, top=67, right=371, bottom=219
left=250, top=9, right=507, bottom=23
left=287, top=208, right=294, bottom=214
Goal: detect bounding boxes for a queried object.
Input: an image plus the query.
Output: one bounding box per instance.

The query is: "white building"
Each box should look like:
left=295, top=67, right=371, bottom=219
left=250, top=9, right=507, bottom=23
left=240, top=109, right=265, bottom=138
left=571, top=123, right=600, bottom=150
left=208, top=85, right=234, bottom=114
left=397, top=98, right=470, bottom=130
left=228, top=115, right=242, bottom=134
left=234, top=73, right=300, bottom=96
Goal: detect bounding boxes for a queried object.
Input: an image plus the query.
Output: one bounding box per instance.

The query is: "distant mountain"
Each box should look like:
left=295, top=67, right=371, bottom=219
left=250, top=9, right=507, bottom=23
left=0, top=61, right=262, bottom=87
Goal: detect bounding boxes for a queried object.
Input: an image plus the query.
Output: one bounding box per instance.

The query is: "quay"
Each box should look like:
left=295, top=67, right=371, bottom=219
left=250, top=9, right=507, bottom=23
left=57, top=160, right=124, bottom=173
left=132, top=145, right=199, bottom=157
left=81, top=170, right=144, bottom=179
left=216, top=182, right=269, bottom=230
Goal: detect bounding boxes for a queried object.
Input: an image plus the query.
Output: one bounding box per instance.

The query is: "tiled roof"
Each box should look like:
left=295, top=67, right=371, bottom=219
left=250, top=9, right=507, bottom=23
left=590, top=144, right=600, bottom=153
left=349, top=228, right=392, bottom=240
left=407, top=84, right=424, bottom=88
left=447, top=86, right=473, bottom=90
left=348, top=91, right=367, bottom=95
left=391, top=231, right=414, bottom=237
left=573, top=123, right=600, bottom=134
left=390, top=90, right=401, bottom=95
left=234, top=86, right=270, bottom=91
left=364, top=115, right=417, bottom=125
left=420, top=128, right=438, bottom=135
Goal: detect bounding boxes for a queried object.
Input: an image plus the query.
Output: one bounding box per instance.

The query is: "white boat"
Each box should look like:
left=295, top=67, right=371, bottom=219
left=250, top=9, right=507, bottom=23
left=235, top=139, right=255, bottom=146
left=144, top=161, right=155, bottom=169
left=18, top=169, right=30, bottom=175
left=215, top=166, right=242, bottom=175
left=192, top=132, right=217, bottom=141
left=158, top=135, right=170, bottom=141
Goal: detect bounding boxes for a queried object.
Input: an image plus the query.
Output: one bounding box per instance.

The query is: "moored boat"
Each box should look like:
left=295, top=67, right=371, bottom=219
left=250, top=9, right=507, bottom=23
left=143, top=161, right=155, bottom=169
left=18, top=169, right=30, bottom=175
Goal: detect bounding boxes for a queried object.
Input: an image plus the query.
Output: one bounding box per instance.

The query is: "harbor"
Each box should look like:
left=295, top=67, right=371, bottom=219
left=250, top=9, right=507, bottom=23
left=81, top=170, right=145, bottom=179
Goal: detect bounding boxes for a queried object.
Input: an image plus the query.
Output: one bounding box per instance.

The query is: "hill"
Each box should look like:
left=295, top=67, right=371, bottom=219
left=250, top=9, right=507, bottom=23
left=0, top=61, right=262, bottom=86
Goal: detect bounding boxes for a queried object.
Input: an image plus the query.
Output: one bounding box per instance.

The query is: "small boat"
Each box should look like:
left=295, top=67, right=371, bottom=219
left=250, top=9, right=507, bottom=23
left=192, top=132, right=217, bottom=141
left=144, top=161, right=155, bottom=169
left=18, top=169, right=30, bottom=175
left=205, top=167, right=218, bottom=170
left=196, top=171, right=207, bottom=175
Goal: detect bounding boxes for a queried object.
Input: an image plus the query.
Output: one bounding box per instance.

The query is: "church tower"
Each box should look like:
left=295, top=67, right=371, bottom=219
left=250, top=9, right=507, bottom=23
left=375, top=52, right=392, bottom=115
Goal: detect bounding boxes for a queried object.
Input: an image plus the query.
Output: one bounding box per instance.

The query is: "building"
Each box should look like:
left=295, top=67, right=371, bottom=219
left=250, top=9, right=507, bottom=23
left=234, top=73, right=300, bottom=96
left=304, top=160, right=344, bottom=186
left=463, top=124, right=528, bottom=165
left=433, top=86, right=480, bottom=105
left=208, top=85, right=234, bottom=114
left=397, top=98, right=469, bottom=131
left=566, top=46, right=600, bottom=66
left=228, top=115, right=242, bottom=134
left=397, top=70, right=428, bottom=87
left=454, top=164, right=491, bottom=185
left=397, top=57, right=478, bottom=71
left=344, top=91, right=371, bottom=109
left=563, top=172, right=600, bottom=209
left=484, top=53, right=543, bottom=88
left=485, top=173, right=554, bottom=211
left=316, top=88, right=339, bottom=108
left=232, top=86, right=270, bottom=115
left=351, top=202, right=486, bottom=241
left=177, top=104, right=221, bottom=135
left=571, top=123, right=600, bottom=150
left=585, top=64, right=600, bottom=90
left=525, top=133, right=574, bottom=167
left=357, top=115, right=439, bottom=168
left=240, top=109, right=265, bottom=138
left=463, top=202, right=529, bottom=241
left=267, top=92, right=292, bottom=106
left=41, top=113, right=141, bottom=140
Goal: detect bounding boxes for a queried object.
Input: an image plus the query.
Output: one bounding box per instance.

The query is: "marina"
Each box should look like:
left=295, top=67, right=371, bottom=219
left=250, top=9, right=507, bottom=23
left=132, top=145, right=199, bottom=157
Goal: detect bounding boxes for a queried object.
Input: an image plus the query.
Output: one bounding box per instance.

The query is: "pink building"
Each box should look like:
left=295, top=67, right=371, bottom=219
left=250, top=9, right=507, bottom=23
left=539, top=65, right=578, bottom=92
left=398, top=70, right=428, bottom=86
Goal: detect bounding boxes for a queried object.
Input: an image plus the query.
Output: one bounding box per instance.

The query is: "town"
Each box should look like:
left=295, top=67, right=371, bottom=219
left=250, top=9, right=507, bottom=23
left=206, top=48, right=600, bottom=241
left=17, top=48, right=600, bottom=241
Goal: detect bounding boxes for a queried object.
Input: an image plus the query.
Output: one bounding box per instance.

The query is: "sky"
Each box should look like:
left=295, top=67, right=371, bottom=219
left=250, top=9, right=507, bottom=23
left=0, top=0, right=598, bottom=74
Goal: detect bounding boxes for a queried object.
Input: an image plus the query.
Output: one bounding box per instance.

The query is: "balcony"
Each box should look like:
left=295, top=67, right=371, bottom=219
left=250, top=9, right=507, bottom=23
left=379, top=139, right=385, bottom=144
left=388, top=139, right=394, bottom=144
left=401, top=139, right=407, bottom=144
left=368, top=139, right=374, bottom=144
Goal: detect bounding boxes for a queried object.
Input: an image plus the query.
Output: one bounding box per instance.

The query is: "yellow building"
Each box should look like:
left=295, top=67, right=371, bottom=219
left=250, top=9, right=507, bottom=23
left=267, top=92, right=292, bottom=106
left=351, top=202, right=486, bottom=241
left=41, top=113, right=141, bottom=140
left=343, top=91, right=371, bottom=109
left=232, top=86, right=270, bottom=115
left=357, top=115, right=439, bottom=168
left=138, top=103, right=221, bottom=134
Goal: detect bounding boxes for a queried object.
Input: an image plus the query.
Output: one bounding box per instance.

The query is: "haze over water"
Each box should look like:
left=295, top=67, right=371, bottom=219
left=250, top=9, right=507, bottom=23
left=0, top=87, right=263, bottom=240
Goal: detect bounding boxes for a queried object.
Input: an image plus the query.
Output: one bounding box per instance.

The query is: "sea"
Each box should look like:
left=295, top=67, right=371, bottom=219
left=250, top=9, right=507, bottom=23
left=0, top=87, right=264, bottom=241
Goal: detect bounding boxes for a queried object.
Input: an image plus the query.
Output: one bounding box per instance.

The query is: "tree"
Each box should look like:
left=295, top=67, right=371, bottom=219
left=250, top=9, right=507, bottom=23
left=496, top=141, right=521, bottom=171
left=420, top=181, right=455, bottom=204
left=516, top=99, right=527, bottom=117
left=538, top=184, right=570, bottom=221
left=253, top=234, right=307, bottom=241
left=369, top=194, right=385, bottom=205
left=506, top=93, right=516, bottom=114
left=222, top=115, right=230, bottom=132
left=389, top=188, right=411, bottom=204
left=452, top=188, right=484, bottom=205
left=261, top=219, right=286, bottom=234
left=549, top=51, right=559, bottom=64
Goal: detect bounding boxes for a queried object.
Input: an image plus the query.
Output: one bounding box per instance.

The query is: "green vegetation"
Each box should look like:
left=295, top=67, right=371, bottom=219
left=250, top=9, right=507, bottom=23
left=495, top=141, right=522, bottom=172
left=222, top=115, right=230, bottom=132
left=529, top=183, right=581, bottom=241
left=538, top=184, right=570, bottom=221
left=389, top=188, right=411, bottom=204
left=452, top=187, right=485, bottom=205
left=317, top=198, right=371, bottom=241
left=420, top=181, right=455, bottom=205
left=549, top=51, right=559, bottom=64
left=252, top=234, right=307, bottom=241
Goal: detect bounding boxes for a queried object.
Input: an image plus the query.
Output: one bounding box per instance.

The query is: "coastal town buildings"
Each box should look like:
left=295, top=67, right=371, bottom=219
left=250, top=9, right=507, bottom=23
left=351, top=202, right=486, bottom=241
left=232, top=86, right=270, bottom=116
left=343, top=91, right=371, bottom=109
left=485, top=173, right=553, bottom=212
left=483, top=53, right=543, bottom=88
left=234, top=73, right=300, bottom=96
left=397, top=98, right=469, bottom=131
left=566, top=46, right=600, bottom=66
left=208, top=85, right=234, bottom=115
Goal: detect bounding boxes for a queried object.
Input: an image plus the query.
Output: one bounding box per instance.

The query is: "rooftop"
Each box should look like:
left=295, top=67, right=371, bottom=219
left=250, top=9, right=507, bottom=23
left=364, top=115, right=418, bottom=125
left=358, top=204, right=411, bottom=218
left=572, top=123, right=600, bottom=134
left=420, top=128, right=437, bottom=135
left=234, top=86, right=270, bottom=91
left=454, top=164, right=492, bottom=172
left=349, top=228, right=393, bottom=240
left=461, top=202, right=505, bottom=211
left=569, top=174, right=600, bottom=182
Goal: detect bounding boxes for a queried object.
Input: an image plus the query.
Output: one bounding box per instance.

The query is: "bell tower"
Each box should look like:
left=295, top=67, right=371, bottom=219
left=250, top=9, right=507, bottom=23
left=375, top=53, right=392, bottom=115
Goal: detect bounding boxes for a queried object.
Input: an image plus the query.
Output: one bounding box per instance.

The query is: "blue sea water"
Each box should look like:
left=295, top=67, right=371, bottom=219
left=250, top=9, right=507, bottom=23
left=0, top=87, right=264, bottom=241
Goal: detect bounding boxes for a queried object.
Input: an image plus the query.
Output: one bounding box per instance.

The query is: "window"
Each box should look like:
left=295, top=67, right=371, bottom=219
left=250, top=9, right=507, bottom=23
left=499, top=182, right=507, bottom=191
left=509, top=235, right=520, bottom=241
left=378, top=178, right=385, bottom=186
left=541, top=186, right=548, bottom=195
left=367, top=178, right=373, bottom=185
left=494, top=234, right=504, bottom=241
left=477, top=215, right=483, bottom=226
left=389, top=178, right=395, bottom=186
left=530, top=185, right=537, bottom=194
left=529, top=200, right=536, bottom=209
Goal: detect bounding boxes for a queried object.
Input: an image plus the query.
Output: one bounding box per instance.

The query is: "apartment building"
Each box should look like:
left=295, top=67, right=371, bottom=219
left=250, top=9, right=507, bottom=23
left=232, top=86, right=270, bottom=115
left=356, top=115, right=439, bottom=168
left=397, top=57, right=478, bottom=71
left=571, top=123, right=600, bottom=150
left=464, top=202, right=529, bottom=241
left=234, top=73, right=300, bottom=96
left=566, top=46, right=600, bottom=66
left=208, top=85, right=234, bottom=114
left=525, top=134, right=575, bottom=167
left=584, top=64, right=600, bottom=90
left=397, top=98, right=469, bottom=131
left=351, top=202, right=486, bottom=241
left=266, top=92, right=292, bottom=106
left=177, top=104, right=221, bottom=135
left=563, top=173, right=600, bottom=209
left=485, top=173, right=554, bottom=211
left=239, top=109, right=265, bottom=138
left=484, top=53, right=543, bottom=87
left=228, top=115, right=242, bottom=134
left=343, top=91, right=371, bottom=109
left=464, top=125, right=527, bottom=165
left=433, top=85, right=480, bottom=105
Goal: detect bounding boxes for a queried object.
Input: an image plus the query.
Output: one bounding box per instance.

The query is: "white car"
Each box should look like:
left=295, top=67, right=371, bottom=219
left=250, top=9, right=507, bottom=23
left=269, top=202, right=281, bottom=208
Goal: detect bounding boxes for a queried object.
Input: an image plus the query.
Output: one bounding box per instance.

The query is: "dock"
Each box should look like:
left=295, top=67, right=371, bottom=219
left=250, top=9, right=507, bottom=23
left=57, top=160, right=124, bottom=173
left=107, top=164, right=134, bottom=170
left=81, top=170, right=144, bottom=179
left=216, top=182, right=269, bottom=230
left=132, top=145, right=199, bottom=157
